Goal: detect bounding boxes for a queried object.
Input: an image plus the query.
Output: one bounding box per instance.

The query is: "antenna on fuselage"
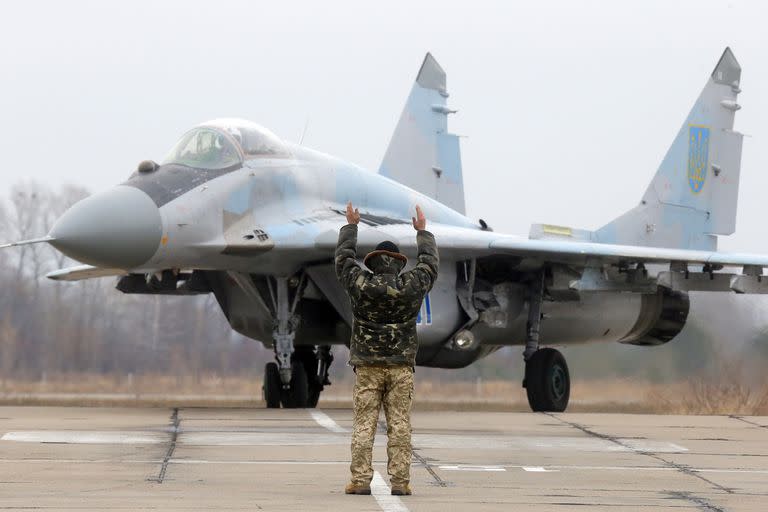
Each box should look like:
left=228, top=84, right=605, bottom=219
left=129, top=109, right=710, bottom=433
left=298, top=117, right=310, bottom=145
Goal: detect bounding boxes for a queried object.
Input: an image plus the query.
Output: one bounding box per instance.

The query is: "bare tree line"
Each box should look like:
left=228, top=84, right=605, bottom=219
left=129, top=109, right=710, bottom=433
left=0, top=182, right=266, bottom=384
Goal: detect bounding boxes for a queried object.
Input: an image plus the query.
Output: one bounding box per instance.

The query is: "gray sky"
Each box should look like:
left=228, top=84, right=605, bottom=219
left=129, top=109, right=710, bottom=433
left=1, top=0, right=766, bottom=253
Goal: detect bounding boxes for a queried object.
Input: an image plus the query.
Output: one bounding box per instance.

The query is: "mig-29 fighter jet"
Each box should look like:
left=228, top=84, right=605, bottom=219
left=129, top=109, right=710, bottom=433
left=2, top=48, right=761, bottom=412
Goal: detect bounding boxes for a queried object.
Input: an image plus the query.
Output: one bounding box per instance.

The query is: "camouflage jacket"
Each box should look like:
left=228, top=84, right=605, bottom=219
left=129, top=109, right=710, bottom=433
left=335, top=224, right=439, bottom=367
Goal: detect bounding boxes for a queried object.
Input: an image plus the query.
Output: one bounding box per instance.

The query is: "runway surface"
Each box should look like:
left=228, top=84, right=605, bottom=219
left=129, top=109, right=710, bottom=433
left=0, top=407, right=766, bottom=511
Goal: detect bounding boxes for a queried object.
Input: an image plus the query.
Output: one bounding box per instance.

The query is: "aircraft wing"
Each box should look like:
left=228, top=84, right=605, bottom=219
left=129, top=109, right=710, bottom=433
left=487, top=237, right=768, bottom=268
left=427, top=225, right=768, bottom=270
left=315, top=222, right=768, bottom=266
left=46, top=265, right=128, bottom=282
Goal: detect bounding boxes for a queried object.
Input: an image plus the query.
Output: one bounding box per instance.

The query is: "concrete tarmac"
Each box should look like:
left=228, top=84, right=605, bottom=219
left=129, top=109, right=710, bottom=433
left=0, top=406, right=766, bottom=511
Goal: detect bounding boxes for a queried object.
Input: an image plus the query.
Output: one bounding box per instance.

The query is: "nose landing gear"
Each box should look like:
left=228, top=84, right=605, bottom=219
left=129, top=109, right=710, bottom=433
left=262, top=350, right=333, bottom=409
left=262, top=361, right=309, bottom=409
left=262, top=275, right=309, bottom=408
left=261, top=274, right=334, bottom=409
left=263, top=362, right=282, bottom=408
left=263, top=360, right=309, bottom=408
left=281, top=360, right=309, bottom=408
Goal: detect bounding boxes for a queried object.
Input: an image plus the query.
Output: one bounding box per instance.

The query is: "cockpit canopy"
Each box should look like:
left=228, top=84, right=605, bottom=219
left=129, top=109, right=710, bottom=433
left=162, top=119, right=288, bottom=170
left=211, top=119, right=289, bottom=158
left=162, top=127, right=241, bottom=170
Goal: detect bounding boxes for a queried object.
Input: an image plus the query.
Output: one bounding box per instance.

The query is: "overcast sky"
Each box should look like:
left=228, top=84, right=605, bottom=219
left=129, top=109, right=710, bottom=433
left=1, top=0, right=766, bottom=253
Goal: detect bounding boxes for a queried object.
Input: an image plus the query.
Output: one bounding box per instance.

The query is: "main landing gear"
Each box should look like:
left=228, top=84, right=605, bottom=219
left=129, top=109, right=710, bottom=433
left=261, top=275, right=334, bottom=409
left=522, top=272, right=571, bottom=412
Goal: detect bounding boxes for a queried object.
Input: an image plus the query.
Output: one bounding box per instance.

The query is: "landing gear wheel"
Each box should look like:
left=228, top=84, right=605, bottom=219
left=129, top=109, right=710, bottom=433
left=280, top=361, right=309, bottom=408
left=299, top=348, right=321, bottom=408
left=524, top=348, right=570, bottom=412
left=263, top=362, right=282, bottom=408
left=307, top=383, right=321, bottom=409
left=307, top=383, right=321, bottom=408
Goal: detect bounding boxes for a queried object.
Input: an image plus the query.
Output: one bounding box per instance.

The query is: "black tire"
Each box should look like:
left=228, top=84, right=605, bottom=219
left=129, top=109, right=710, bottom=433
left=524, top=348, right=570, bottom=412
left=263, top=362, right=282, bottom=409
left=307, top=384, right=321, bottom=408
left=281, top=361, right=309, bottom=408
left=294, top=346, right=321, bottom=408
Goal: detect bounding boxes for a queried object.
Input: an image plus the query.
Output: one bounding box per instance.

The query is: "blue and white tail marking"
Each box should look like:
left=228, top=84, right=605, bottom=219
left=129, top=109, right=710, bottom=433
left=593, top=48, right=744, bottom=251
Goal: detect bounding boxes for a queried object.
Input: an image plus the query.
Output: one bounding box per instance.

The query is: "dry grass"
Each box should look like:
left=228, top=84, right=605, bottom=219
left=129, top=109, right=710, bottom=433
left=1, top=373, right=264, bottom=396
left=1, top=372, right=766, bottom=414
left=644, top=374, right=768, bottom=416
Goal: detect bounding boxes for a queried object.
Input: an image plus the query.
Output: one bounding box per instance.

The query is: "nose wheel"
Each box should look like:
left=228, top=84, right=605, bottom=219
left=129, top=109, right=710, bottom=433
left=263, top=361, right=309, bottom=408
left=524, top=348, right=570, bottom=412
left=263, top=346, right=334, bottom=408
left=263, top=362, right=282, bottom=408
left=281, top=361, right=309, bottom=408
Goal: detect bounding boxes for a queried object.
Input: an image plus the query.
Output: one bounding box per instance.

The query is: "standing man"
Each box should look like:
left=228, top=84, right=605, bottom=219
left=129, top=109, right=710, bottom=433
left=336, top=202, right=439, bottom=497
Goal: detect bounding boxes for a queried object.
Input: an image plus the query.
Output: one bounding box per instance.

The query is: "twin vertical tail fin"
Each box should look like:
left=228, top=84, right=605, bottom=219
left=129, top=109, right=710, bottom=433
left=378, top=54, right=466, bottom=214
left=596, top=48, right=744, bottom=251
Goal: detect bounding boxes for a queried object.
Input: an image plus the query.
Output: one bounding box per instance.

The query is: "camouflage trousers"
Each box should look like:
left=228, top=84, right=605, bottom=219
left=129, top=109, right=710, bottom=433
left=350, top=365, right=414, bottom=487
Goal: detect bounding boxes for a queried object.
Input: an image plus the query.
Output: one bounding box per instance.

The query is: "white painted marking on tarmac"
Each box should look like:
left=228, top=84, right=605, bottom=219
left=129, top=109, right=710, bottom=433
left=309, top=410, right=347, bottom=433
left=621, top=440, right=689, bottom=452
left=180, top=432, right=345, bottom=445
left=1, top=431, right=165, bottom=444
left=0, top=459, right=352, bottom=465
left=371, top=471, right=409, bottom=512
left=1, top=430, right=689, bottom=454
left=522, top=466, right=559, bottom=473
left=411, top=435, right=687, bottom=453
left=438, top=465, right=506, bottom=472
left=170, top=460, right=350, bottom=465
left=515, top=464, right=676, bottom=472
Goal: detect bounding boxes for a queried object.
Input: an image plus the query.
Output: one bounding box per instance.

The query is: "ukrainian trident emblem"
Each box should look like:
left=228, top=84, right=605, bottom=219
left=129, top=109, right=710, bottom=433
left=688, top=126, right=710, bottom=194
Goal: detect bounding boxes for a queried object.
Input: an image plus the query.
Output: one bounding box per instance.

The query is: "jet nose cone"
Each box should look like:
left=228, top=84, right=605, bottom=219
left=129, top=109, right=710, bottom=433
left=50, top=186, right=162, bottom=268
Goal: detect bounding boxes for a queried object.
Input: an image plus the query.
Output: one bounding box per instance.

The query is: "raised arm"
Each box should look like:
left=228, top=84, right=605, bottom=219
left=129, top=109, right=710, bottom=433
left=407, top=205, right=439, bottom=293
left=335, top=202, right=363, bottom=291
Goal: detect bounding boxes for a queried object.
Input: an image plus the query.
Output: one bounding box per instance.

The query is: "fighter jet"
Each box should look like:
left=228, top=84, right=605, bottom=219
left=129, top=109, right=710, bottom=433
left=2, top=48, right=760, bottom=411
